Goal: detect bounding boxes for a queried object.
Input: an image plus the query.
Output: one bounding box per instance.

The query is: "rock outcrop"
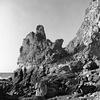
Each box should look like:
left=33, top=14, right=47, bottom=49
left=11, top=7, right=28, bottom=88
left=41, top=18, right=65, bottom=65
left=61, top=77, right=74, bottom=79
left=66, top=0, right=100, bottom=56
left=18, top=25, right=67, bottom=67
left=7, top=0, right=100, bottom=100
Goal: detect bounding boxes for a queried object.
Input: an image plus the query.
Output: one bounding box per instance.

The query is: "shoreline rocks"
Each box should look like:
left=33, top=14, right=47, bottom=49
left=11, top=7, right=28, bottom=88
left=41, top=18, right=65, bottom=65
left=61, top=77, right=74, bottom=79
left=2, top=0, right=100, bottom=100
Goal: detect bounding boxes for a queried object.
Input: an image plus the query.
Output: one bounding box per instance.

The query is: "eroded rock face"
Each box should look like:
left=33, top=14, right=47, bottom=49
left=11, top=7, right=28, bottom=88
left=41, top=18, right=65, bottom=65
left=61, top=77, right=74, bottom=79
left=11, top=0, right=100, bottom=99
left=65, top=0, right=100, bottom=56
left=18, top=25, right=67, bottom=68
left=13, top=25, right=69, bottom=97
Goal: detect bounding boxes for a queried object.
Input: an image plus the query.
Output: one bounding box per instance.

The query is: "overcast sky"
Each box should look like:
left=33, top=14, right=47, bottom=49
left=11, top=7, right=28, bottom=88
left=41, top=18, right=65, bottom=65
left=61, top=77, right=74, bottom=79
left=0, top=0, right=90, bottom=72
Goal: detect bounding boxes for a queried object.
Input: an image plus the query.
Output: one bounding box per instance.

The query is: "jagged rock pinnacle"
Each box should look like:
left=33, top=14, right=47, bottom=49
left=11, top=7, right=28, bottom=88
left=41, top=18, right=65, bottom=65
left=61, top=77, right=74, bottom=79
left=17, top=25, right=67, bottom=67
left=36, top=25, right=46, bottom=40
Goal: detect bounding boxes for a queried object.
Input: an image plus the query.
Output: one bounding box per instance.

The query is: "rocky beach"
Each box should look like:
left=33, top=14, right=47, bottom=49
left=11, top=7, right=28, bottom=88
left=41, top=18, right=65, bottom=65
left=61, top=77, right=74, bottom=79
left=1, top=0, right=100, bottom=100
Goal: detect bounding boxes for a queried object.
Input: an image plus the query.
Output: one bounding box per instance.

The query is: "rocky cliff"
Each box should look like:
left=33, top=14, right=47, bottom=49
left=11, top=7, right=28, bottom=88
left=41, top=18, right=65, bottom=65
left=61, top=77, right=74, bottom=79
left=10, top=0, right=100, bottom=100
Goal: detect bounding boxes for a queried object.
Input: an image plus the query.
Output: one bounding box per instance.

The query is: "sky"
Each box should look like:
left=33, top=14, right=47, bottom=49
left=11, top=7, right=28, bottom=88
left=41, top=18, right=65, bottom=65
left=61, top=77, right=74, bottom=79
left=0, top=0, right=90, bottom=72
